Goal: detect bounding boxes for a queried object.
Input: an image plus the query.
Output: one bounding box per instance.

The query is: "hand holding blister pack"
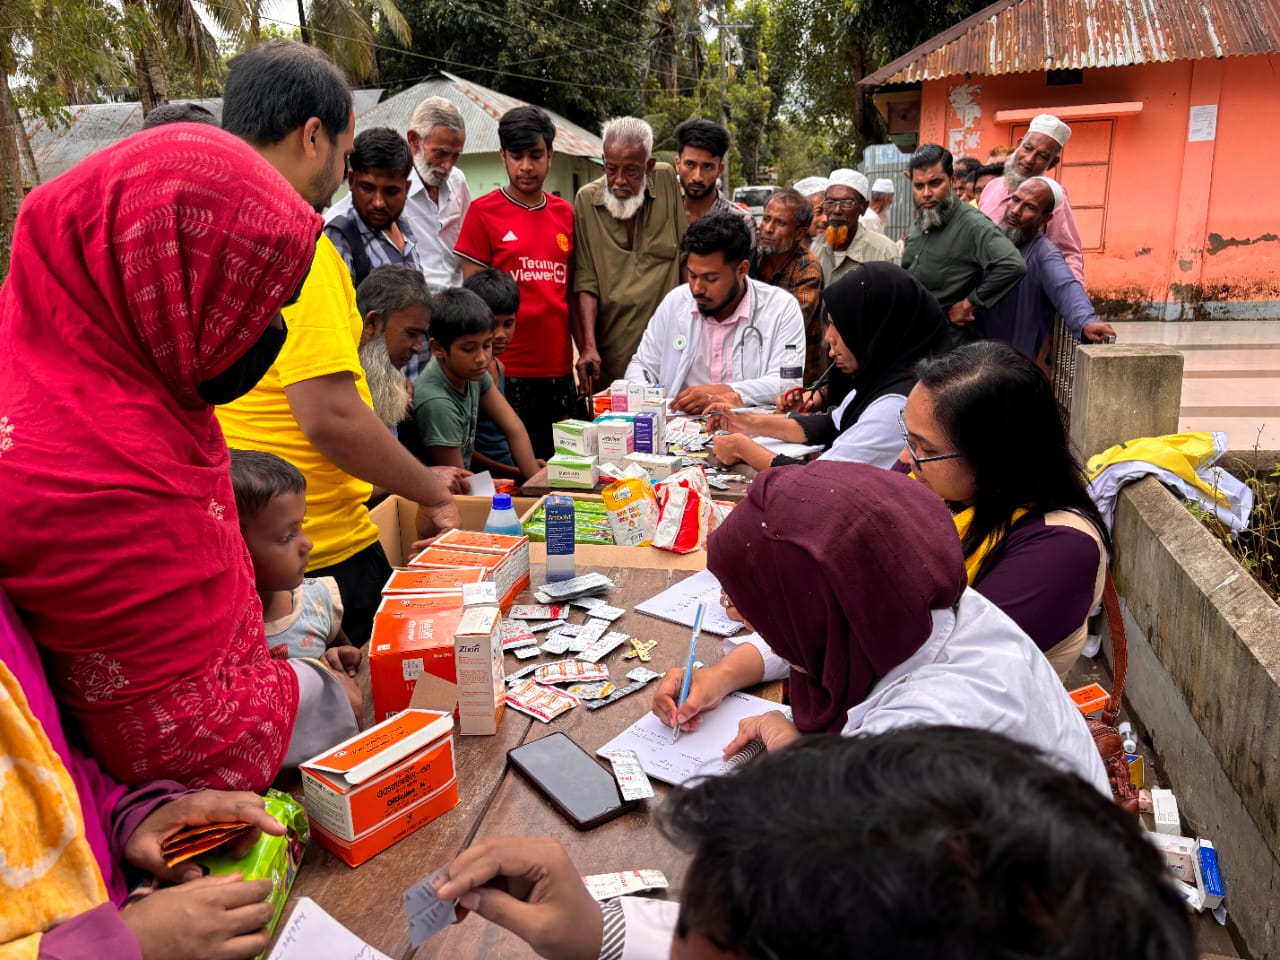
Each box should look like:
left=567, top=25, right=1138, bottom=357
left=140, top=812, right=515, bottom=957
left=403, top=868, right=457, bottom=948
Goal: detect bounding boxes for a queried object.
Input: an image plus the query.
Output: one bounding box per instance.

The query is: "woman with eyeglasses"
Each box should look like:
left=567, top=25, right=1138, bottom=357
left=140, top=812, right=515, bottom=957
left=649, top=460, right=1109, bottom=794
left=706, top=262, right=948, bottom=473
left=899, top=340, right=1111, bottom=677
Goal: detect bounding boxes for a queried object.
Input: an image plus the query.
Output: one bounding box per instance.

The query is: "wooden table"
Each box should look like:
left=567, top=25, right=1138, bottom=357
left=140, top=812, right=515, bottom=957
left=520, top=458, right=757, bottom=503
left=279, top=563, right=780, bottom=960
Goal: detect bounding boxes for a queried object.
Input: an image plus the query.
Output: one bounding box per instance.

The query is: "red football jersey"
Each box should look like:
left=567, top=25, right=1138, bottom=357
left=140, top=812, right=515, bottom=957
left=455, top=188, right=574, bottom=378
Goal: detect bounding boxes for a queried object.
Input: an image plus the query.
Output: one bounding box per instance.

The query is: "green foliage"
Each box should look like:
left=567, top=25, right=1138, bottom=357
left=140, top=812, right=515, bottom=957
left=373, top=0, right=649, bottom=127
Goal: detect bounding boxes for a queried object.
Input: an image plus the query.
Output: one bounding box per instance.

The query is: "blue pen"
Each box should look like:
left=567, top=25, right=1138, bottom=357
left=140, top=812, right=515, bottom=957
left=672, top=601, right=705, bottom=743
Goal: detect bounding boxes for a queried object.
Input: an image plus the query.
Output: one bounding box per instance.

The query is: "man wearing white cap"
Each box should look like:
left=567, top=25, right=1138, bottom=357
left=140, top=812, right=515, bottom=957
left=859, top=177, right=895, bottom=236
left=810, top=168, right=899, bottom=285
left=976, top=176, right=1115, bottom=359
left=792, top=176, right=829, bottom=245
left=979, top=114, right=1085, bottom=283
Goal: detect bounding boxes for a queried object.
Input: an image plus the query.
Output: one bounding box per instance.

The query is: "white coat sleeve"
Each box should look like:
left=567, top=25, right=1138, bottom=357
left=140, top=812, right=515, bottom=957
left=618, top=897, right=680, bottom=960
left=723, top=632, right=789, bottom=682
left=728, top=295, right=805, bottom=406
left=817, top=394, right=906, bottom=469
left=624, top=297, right=672, bottom=388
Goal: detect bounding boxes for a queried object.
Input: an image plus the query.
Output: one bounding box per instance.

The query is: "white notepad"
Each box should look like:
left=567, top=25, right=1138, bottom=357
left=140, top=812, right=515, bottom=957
left=597, top=690, right=788, bottom=786
left=633, top=569, right=743, bottom=638
left=267, top=897, right=391, bottom=960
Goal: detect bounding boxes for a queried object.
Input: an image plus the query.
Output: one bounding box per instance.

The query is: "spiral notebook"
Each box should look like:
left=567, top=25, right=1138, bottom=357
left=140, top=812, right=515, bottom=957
left=596, top=690, right=788, bottom=786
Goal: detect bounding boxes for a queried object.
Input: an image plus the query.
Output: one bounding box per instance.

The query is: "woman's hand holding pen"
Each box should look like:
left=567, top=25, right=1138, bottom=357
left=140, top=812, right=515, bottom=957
left=652, top=664, right=731, bottom=733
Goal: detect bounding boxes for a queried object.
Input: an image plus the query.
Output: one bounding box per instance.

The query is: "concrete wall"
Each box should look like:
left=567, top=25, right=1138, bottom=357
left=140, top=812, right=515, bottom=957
left=916, top=54, right=1280, bottom=317
left=1108, top=476, right=1280, bottom=958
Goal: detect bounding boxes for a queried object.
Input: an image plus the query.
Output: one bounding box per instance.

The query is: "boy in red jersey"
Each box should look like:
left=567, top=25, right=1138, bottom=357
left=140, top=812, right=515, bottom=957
left=455, top=105, right=583, bottom=459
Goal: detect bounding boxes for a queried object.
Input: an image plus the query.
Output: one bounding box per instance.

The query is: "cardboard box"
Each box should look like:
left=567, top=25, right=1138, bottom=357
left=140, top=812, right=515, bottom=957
left=624, top=452, right=679, bottom=481
left=518, top=494, right=709, bottom=571
left=383, top=566, right=488, bottom=592
left=610, top=379, right=630, bottom=412
left=452, top=607, right=505, bottom=735
left=1147, top=832, right=1198, bottom=883
left=370, top=494, right=538, bottom=567
left=301, top=710, right=458, bottom=867
left=547, top=453, right=599, bottom=490
left=597, top=420, right=635, bottom=462
left=1151, top=788, right=1181, bottom=835
left=1198, top=839, right=1225, bottom=909
left=633, top=411, right=660, bottom=454
left=369, top=605, right=466, bottom=722
left=552, top=419, right=599, bottom=456
left=415, top=533, right=530, bottom=610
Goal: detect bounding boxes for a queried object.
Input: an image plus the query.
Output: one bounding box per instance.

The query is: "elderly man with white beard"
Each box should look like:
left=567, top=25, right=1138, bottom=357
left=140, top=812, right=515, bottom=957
left=573, top=116, right=686, bottom=386
left=900, top=143, right=1025, bottom=346
left=974, top=177, right=1115, bottom=359
left=353, top=265, right=431, bottom=429
left=808, top=168, right=899, bottom=286
left=978, top=114, right=1085, bottom=282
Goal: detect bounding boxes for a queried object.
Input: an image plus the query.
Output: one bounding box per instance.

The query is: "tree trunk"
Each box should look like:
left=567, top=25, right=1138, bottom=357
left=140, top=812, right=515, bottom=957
left=0, top=65, right=25, bottom=280
left=656, top=4, right=678, bottom=93
left=296, top=0, right=311, bottom=46
left=135, top=30, right=168, bottom=114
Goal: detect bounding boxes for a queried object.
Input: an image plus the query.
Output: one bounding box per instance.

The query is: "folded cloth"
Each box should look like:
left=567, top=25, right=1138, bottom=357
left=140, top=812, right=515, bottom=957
left=1085, top=431, right=1253, bottom=535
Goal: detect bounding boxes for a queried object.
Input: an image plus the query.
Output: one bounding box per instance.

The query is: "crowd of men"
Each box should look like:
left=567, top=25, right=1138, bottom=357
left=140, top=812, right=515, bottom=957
left=148, top=41, right=1119, bottom=647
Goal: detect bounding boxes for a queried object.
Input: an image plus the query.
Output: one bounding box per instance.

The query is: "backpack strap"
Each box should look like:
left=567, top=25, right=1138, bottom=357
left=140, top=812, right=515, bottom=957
left=331, top=213, right=374, bottom=287
left=1101, top=568, right=1127, bottom=726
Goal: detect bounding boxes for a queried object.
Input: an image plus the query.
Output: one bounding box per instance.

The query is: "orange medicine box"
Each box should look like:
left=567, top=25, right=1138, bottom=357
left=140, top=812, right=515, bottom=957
left=417, top=529, right=530, bottom=606
left=369, top=604, right=466, bottom=723
left=301, top=709, right=459, bottom=867
left=382, top=566, right=488, bottom=594
left=409, top=544, right=528, bottom=610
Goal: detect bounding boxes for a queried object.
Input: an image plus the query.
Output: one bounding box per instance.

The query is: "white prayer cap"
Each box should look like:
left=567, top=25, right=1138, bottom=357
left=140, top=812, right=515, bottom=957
left=1027, top=113, right=1071, bottom=148
left=871, top=177, right=896, bottom=195
left=793, top=176, right=829, bottom=198
left=827, top=168, right=870, bottom=200
left=1027, top=175, right=1064, bottom=212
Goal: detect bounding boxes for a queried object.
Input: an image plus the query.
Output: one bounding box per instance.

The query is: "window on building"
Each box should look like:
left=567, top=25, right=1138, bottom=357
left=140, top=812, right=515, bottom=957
left=1046, top=69, right=1083, bottom=85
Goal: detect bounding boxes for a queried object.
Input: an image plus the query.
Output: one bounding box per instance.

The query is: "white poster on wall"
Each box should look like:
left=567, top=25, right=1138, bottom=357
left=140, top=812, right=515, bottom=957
left=1188, top=104, right=1218, bottom=142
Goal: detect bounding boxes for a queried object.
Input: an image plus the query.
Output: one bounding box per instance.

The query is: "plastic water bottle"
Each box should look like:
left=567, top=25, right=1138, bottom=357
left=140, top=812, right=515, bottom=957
left=780, top=343, right=802, bottom=381
left=1118, top=721, right=1138, bottom=756
left=483, top=493, right=523, bottom=536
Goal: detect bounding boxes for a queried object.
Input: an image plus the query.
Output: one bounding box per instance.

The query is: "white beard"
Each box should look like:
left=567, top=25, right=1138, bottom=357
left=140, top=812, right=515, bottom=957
left=359, top=336, right=412, bottom=426
left=416, top=157, right=448, bottom=188
left=603, top=189, right=646, bottom=221
left=1003, top=155, right=1027, bottom=192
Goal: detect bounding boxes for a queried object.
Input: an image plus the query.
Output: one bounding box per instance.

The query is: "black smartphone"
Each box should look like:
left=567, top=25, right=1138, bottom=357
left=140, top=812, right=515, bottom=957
left=507, top=732, right=637, bottom=830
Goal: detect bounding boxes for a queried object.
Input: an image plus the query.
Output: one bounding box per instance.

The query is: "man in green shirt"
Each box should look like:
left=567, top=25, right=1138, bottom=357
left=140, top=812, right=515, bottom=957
left=573, top=116, right=686, bottom=387
left=901, top=144, right=1026, bottom=345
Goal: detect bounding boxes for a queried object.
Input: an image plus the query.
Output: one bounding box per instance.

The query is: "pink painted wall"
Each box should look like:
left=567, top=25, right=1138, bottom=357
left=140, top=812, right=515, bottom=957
left=917, top=55, right=1280, bottom=312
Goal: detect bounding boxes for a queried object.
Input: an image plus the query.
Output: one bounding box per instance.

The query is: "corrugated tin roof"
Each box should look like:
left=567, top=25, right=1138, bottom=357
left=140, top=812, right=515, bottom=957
left=24, top=90, right=384, bottom=181
left=354, top=71, right=603, bottom=157
left=860, top=0, right=1280, bottom=86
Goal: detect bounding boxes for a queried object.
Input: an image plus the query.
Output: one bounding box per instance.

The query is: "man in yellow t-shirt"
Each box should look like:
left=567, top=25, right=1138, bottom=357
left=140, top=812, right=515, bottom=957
left=219, top=41, right=463, bottom=645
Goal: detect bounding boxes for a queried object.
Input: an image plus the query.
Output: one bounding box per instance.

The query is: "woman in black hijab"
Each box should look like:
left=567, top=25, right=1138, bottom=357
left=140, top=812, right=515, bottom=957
left=709, top=261, right=947, bottom=471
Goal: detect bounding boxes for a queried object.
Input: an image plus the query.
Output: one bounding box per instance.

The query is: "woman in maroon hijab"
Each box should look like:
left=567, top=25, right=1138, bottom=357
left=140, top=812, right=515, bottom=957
left=651, top=460, right=1109, bottom=791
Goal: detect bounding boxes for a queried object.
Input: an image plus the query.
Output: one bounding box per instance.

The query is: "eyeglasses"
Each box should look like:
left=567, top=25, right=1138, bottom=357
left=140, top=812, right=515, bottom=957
left=898, top=409, right=963, bottom=470
left=821, top=198, right=860, bottom=212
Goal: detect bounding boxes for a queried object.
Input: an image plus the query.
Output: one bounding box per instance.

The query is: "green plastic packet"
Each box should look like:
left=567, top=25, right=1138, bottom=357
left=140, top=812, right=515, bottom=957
left=197, top=788, right=308, bottom=959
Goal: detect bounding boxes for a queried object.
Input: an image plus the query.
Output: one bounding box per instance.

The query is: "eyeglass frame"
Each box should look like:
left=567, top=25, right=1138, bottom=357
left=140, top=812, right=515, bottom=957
left=821, top=198, right=862, bottom=212
left=898, top=409, right=964, bottom=469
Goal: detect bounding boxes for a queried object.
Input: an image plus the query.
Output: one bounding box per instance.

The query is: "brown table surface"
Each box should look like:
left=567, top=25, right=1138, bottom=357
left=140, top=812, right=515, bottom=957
left=277, top=562, right=782, bottom=960
left=520, top=457, right=757, bottom=503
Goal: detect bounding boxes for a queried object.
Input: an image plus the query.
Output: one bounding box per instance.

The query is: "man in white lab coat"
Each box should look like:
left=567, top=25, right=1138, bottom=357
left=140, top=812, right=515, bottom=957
left=625, top=210, right=804, bottom=414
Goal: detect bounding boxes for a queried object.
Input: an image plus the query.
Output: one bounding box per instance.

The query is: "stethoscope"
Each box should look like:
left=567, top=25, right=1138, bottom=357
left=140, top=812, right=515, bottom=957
left=673, top=282, right=765, bottom=371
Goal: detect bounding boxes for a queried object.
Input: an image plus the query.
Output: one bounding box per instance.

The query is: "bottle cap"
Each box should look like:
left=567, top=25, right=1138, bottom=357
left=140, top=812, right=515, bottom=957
left=492, top=493, right=513, bottom=509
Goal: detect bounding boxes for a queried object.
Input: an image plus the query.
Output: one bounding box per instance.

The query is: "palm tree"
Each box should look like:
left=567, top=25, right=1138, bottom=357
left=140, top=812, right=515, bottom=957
left=301, top=0, right=411, bottom=83
left=125, top=0, right=251, bottom=112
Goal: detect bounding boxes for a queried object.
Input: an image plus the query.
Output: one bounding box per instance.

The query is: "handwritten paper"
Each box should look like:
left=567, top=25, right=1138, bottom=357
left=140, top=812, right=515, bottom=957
left=753, top=436, right=824, bottom=459
left=266, top=897, right=391, bottom=960
left=596, top=690, right=785, bottom=786
left=404, top=868, right=457, bottom=948
left=633, top=569, right=743, bottom=638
